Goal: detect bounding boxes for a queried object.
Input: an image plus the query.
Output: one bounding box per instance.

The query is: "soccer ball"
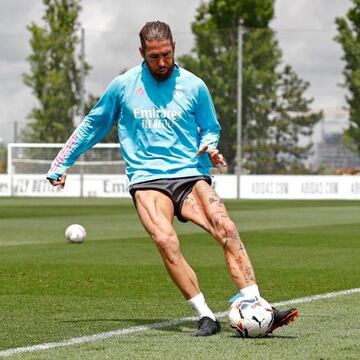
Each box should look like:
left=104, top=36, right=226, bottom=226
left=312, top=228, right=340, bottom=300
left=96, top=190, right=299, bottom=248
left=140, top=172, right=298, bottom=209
left=228, top=296, right=274, bottom=338
left=65, top=224, right=86, bottom=243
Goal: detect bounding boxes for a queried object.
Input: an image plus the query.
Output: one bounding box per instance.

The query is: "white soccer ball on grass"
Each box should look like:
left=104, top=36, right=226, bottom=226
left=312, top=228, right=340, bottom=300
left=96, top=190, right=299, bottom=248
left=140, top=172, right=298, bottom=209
left=65, top=224, right=86, bottom=243
left=228, top=296, right=274, bottom=338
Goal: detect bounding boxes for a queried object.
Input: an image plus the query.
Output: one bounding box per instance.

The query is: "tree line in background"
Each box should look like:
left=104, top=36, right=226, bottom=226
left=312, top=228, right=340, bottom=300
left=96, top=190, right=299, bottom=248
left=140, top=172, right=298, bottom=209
left=22, top=0, right=360, bottom=174
left=178, top=0, right=322, bottom=174
left=23, top=0, right=89, bottom=143
left=335, top=0, right=360, bottom=159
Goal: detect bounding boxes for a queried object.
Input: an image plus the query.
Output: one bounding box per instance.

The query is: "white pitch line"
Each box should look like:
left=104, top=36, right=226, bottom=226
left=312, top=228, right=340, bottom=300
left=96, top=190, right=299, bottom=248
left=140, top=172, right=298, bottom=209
left=0, top=287, right=359, bottom=358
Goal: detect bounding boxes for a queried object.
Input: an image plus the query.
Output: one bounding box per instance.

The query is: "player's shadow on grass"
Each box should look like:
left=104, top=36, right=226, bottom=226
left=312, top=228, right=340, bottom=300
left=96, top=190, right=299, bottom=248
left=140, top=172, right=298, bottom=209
left=62, top=318, right=172, bottom=325
left=61, top=319, right=297, bottom=337
left=61, top=318, right=201, bottom=334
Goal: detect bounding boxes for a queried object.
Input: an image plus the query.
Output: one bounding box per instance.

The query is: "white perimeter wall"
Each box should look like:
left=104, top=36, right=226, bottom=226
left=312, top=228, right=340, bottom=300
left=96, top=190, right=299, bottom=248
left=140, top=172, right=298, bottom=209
left=0, top=174, right=360, bottom=199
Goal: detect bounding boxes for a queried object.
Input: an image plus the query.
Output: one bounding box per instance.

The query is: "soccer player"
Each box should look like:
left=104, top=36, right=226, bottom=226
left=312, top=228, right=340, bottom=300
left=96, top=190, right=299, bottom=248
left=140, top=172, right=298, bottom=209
left=47, top=21, right=299, bottom=336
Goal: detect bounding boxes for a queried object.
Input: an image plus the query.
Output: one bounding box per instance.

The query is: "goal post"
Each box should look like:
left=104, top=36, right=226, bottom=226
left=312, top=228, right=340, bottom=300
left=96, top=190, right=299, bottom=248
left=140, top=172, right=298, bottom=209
left=7, top=143, right=126, bottom=196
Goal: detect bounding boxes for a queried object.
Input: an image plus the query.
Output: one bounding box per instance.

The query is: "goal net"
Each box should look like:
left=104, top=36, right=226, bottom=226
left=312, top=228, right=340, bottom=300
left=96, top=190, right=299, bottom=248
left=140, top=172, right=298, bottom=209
left=7, top=143, right=126, bottom=196
left=8, top=143, right=124, bottom=175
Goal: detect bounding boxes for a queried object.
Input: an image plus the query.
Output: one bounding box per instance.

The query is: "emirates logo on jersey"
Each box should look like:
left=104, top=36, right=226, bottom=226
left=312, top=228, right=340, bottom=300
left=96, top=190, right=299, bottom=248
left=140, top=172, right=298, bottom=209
left=133, top=107, right=181, bottom=121
left=133, top=107, right=181, bottom=129
left=135, top=87, right=145, bottom=96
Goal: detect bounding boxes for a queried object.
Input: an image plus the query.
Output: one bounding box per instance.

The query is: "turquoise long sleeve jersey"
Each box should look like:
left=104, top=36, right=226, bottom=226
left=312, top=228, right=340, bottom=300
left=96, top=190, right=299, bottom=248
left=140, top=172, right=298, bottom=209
left=47, top=63, right=221, bottom=185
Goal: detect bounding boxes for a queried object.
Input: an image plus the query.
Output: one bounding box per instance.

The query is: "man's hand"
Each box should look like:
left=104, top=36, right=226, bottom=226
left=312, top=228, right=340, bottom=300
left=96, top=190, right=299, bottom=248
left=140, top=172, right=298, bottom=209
left=47, top=173, right=67, bottom=189
left=197, top=145, right=226, bottom=172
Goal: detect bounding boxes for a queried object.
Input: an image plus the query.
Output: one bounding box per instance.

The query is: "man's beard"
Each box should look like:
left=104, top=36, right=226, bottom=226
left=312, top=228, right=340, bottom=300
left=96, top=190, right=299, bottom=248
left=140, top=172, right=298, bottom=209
left=146, top=59, right=175, bottom=81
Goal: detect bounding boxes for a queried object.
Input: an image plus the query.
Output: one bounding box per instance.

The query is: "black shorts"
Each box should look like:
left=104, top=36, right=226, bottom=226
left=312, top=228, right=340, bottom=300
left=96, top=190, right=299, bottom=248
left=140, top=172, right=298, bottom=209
left=129, top=176, right=212, bottom=223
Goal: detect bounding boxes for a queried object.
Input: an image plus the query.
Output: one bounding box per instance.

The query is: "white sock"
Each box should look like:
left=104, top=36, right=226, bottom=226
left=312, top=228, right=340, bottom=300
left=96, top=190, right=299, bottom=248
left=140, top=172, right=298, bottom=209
left=187, top=292, right=216, bottom=321
left=239, top=284, right=260, bottom=299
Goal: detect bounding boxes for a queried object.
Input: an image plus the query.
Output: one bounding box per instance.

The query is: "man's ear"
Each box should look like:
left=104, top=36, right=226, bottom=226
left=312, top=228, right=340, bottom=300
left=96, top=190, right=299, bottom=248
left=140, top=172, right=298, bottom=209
left=139, top=47, right=145, bottom=59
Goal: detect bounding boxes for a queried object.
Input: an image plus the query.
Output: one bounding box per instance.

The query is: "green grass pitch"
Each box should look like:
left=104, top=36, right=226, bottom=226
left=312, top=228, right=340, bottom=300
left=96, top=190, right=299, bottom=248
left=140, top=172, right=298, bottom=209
left=0, top=198, right=359, bottom=359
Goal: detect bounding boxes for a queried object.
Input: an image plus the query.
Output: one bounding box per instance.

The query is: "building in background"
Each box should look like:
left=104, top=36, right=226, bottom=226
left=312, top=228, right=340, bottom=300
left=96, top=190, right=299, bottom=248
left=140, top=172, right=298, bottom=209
left=312, top=109, right=360, bottom=173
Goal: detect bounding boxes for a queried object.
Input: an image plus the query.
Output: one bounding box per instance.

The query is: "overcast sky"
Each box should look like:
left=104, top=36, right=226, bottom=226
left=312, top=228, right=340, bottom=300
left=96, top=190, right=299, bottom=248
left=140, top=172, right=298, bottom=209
left=0, top=0, right=352, bottom=143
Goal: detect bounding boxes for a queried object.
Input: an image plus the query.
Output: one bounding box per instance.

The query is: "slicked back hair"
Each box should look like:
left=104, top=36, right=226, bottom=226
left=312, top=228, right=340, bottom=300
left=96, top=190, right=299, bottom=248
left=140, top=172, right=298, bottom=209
left=139, top=21, right=174, bottom=50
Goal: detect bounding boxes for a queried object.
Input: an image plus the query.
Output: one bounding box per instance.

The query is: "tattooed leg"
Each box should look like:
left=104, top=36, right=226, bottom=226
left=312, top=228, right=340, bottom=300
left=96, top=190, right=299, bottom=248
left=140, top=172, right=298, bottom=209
left=212, top=213, right=256, bottom=288
left=182, top=193, right=213, bottom=233
left=181, top=180, right=256, bottom=289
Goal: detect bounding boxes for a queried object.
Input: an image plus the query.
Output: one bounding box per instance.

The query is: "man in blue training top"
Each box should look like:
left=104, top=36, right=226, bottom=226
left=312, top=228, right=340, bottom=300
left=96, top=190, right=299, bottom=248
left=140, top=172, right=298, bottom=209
left=47, top=21, right=299, bottom=336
